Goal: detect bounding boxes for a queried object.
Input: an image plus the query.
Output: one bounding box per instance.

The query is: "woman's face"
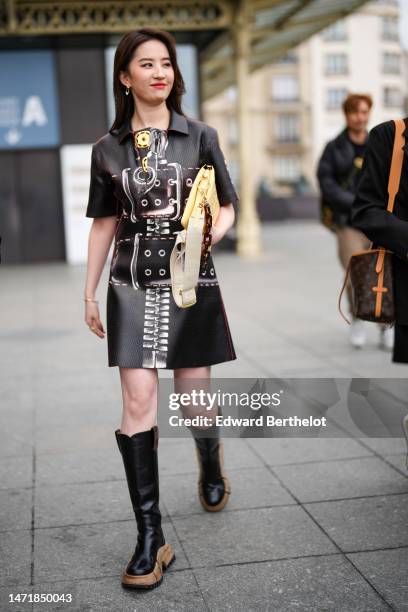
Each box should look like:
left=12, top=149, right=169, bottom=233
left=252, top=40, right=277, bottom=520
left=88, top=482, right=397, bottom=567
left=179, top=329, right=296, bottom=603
left=120, top=39, right=175, bottom=105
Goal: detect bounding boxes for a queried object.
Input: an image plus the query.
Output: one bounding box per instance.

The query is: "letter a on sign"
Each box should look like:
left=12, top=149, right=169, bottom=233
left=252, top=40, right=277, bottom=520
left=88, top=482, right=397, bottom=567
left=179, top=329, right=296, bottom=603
left=21, top=96, right=47, bottom=126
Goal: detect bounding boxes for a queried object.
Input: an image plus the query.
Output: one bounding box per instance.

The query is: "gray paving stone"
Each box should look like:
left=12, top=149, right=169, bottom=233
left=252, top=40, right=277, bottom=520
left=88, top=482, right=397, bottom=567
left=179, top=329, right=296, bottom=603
left=161, top=466, right=296, bottom=517
left=383, top=454, right=408, bottom=474
left=33, top=368, right=118, bottom=393
left=273, top=456, right=408, bottom=503
left=0, top=489, right=32, bottom=532
left=158, top=437, right=263, bottom=475
left=0, top=585, right=33, bottom=612
left=219, top=438, right=268, bottom=469
left=35, top=401, right=119, bottom=429
left=0, top=531, right=31, bottom=587
left=35, top=479, right=170, bottom=529
left=329, top=353, right=408, bottom=379
left=35, top=424, right=115, bottom=455
left=246, top=436, right=372, bottom=466
left=255, top=353, right=330, bottom=372
left=306, top=494, right=408, bottom=552
left=0, top=455, right=32, bottom=490
left=194, top=554, right=390, bottom=612
left=359, top=437, right=407, bottom=456
left=347, top=547, right=408, bottom=611
left=31, top=570, right=206, bottom=611
left=36, top=448, right=122, bottom=486
left=0, top=341, right=34, bottom=372
left=0, top=410, right=33, bottom=458
left=35, top=390, right=120, bottom=419
left=269, top=366, right=352, bottom=377
left=34, top=519, right=188, bottom=583
left=0, top=381, right=34, bottom=412
left=172, top=506, right=336, bottom=567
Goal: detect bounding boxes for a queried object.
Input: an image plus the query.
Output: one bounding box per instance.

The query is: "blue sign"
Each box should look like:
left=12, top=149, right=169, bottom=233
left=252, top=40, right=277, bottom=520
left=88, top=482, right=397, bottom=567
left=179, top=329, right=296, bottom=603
left=0, top=50, right=60, bottom=149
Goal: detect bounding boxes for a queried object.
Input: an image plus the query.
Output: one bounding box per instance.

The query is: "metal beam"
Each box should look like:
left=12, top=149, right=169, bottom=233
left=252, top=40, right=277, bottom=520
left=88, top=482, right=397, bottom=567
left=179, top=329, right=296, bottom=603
left=0, top=0, right=235, bottom=35
left=199, top=30, right=232, bottom=63
left=274, top=0, right=315, bottom=30
left=289, top=10, right=351, bottom=27
left=250, top=0, right=283, bottom=10
left=202, top=0, right=370, bottom=101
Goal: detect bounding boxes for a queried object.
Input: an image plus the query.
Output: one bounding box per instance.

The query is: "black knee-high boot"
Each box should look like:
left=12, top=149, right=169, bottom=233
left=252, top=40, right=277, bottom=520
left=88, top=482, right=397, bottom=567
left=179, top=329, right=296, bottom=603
left=115, top=426, right=175, bottom=589
left=189, top=408, right=231, bottom=512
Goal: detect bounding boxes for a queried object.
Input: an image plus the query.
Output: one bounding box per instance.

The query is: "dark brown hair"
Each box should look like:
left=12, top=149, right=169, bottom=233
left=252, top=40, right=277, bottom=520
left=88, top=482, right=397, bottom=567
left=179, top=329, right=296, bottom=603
left=109, top=28, right=186, bottom=133
left=342, top=93, right=373, bottom=115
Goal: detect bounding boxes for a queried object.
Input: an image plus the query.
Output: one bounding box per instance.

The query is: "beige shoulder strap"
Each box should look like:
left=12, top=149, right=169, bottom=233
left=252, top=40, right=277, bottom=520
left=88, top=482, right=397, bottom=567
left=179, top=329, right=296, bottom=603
left=170, top=166, right=216, bottom=308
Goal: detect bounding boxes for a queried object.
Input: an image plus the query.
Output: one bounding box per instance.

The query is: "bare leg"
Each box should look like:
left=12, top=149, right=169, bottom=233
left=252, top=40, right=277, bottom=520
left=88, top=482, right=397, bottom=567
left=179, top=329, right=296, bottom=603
left=173, top=365, right=210, bottom=382
left=173, top=366, right=213, bottom=426
left=119, top=367, right=159, bottom=435
left=173, top=365, right=230, bottom=511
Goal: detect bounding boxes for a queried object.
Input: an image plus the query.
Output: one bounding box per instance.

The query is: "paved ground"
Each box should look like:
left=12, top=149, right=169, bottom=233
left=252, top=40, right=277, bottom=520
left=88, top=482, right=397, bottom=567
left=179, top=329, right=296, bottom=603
left=1, top=221, right=407, bottom=611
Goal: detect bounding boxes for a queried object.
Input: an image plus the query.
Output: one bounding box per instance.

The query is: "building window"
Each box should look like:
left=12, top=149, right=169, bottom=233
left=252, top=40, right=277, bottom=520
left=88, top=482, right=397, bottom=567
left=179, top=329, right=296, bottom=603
left=383, top=87, right=402, bottom=108
left=275, top=114, right=300, bottom=143
left=275, top=156, right=301, bottom=182
left=322, top=20, right=347, bottom=41
left=382, top=51, right=400, bottom=74
left=381, top=15, right=399, bottom=41
left=227, top=85, right=237, bottom=103
left=271, top=75, right=299, bottom=101
left=324, top=53, right=348, bottom=75
left=326, top=88, right=348, bottom=111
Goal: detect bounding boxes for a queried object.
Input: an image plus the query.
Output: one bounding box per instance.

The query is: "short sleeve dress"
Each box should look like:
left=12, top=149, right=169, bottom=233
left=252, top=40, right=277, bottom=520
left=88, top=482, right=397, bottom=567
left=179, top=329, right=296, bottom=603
left=86, top=108, right=239, bottom=369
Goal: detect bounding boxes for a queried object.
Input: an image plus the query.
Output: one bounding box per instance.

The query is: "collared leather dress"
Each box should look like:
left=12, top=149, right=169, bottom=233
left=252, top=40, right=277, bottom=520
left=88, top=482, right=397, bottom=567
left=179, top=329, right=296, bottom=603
left=86, top=107, right=238, bottom=369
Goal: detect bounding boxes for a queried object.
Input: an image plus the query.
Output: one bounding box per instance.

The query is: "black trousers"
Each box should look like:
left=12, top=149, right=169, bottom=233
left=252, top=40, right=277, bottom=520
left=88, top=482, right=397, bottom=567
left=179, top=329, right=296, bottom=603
left=393, top=324, right=408, bottom=363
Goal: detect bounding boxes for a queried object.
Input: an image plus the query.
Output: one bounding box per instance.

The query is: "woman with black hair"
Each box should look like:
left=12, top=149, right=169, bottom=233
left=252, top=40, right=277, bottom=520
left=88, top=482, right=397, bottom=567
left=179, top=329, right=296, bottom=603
left=84, top=28, right=238, bottom=589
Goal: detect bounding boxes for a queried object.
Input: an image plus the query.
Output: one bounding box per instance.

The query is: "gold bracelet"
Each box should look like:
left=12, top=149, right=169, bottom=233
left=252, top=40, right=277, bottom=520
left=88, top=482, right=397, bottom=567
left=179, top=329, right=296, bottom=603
left=84, top=297, right=99, bottom=303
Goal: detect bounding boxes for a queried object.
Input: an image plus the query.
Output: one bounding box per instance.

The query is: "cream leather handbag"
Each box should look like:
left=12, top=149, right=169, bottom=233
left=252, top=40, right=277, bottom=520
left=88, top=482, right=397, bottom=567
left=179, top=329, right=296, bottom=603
left=170, top=164, right=220, bottom=308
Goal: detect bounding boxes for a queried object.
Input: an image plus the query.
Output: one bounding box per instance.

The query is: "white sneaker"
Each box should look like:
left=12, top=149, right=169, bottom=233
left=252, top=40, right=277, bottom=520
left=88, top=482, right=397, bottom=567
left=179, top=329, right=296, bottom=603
left=349, top=319, right=366, bottom=348
left=402, top=414, right=408, bottom=472
left=379, top=325, right=394, bottom=351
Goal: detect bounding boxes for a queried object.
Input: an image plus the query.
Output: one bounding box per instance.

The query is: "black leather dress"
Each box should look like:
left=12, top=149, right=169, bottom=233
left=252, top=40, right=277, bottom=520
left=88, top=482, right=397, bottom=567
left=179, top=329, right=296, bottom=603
left=86, top=108, right=238, bottom=369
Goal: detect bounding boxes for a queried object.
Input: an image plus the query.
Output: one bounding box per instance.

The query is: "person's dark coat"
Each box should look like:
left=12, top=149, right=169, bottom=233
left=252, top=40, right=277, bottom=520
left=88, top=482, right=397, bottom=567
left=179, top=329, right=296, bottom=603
left=351, top=117, right=408, bottom=327
left=317, top=128, right=365, bottom=227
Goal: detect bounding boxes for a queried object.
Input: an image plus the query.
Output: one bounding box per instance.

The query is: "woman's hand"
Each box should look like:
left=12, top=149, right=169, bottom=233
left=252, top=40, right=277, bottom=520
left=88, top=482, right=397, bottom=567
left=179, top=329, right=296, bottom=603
left=84, top=217, right=117, bottom=340
left=210, top=203, right=235, bottom=246
left=211, top=225, right=225, bottom=246
left=85, top=302, right=105, bottom=338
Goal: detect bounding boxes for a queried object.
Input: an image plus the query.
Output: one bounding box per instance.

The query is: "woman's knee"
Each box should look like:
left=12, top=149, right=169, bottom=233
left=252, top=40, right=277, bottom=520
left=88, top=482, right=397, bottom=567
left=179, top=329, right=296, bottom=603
left=174, top=366, right=210, bottom=380
left=120, top=368, right=157, bottom=417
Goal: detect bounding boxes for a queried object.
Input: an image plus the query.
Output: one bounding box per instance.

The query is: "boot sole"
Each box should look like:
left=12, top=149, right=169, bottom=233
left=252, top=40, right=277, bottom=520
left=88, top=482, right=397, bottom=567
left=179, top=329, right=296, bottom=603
left=121, top=543, right=176, bottom=589
left=196, top=442, right=231, bottom=512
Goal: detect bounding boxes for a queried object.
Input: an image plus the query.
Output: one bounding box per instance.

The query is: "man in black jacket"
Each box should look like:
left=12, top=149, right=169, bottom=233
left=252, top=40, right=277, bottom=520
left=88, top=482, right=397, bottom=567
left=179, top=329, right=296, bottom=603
left=317, top=93, right=392, bottom=350
left=318, top=94, right=370, bottom=231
